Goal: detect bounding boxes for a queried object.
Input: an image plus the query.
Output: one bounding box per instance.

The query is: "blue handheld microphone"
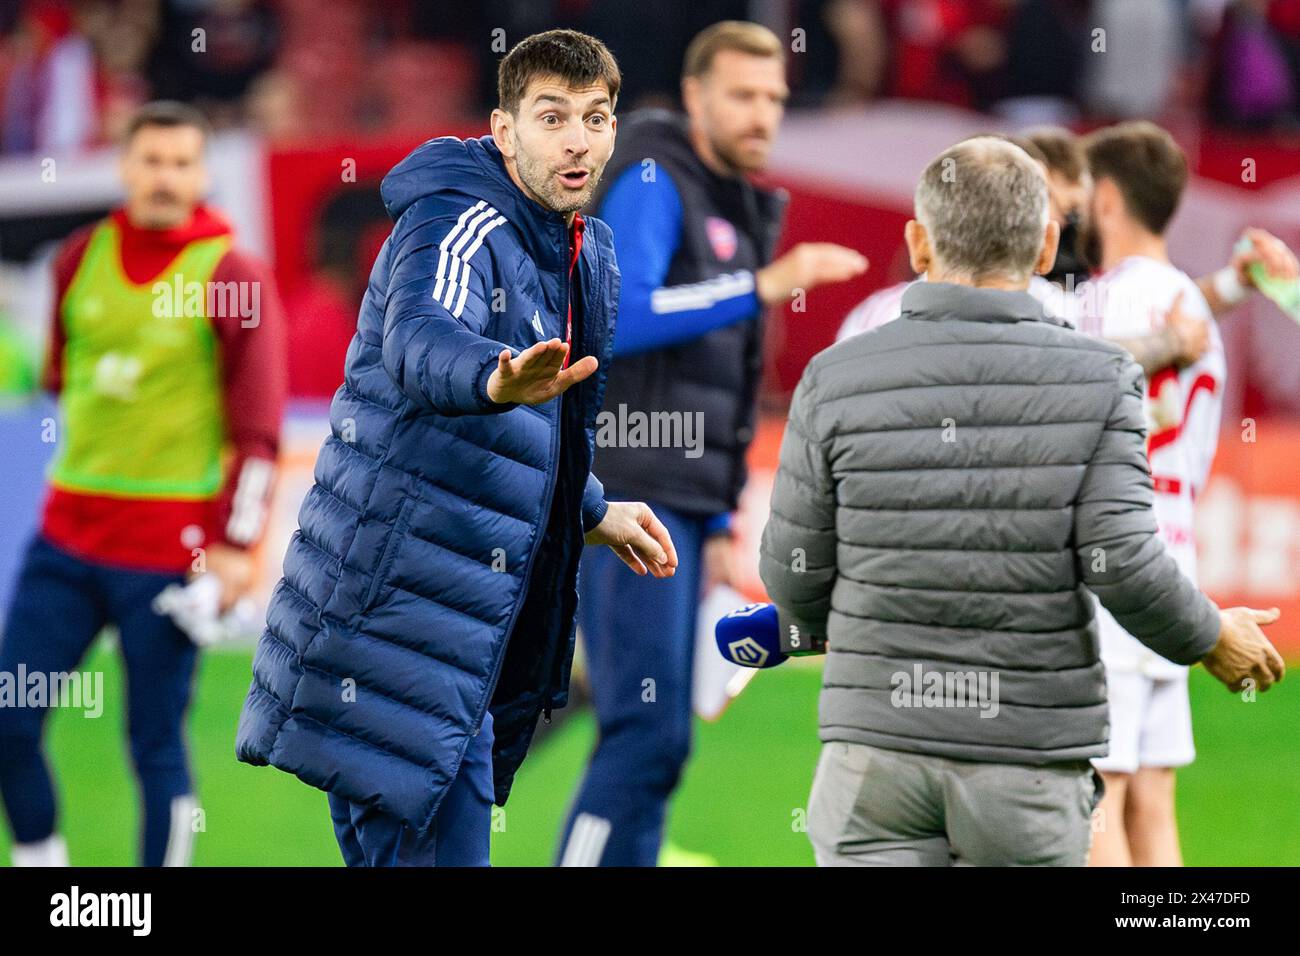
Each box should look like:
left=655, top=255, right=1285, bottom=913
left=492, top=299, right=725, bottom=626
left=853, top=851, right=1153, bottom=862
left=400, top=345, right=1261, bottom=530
left=714, top=603, right=827, bottom=669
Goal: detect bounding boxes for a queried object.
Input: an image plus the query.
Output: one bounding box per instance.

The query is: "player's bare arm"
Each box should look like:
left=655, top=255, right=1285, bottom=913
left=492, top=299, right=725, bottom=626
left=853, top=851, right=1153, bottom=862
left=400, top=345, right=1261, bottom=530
left=1198, top=227, right=1300, bottom=315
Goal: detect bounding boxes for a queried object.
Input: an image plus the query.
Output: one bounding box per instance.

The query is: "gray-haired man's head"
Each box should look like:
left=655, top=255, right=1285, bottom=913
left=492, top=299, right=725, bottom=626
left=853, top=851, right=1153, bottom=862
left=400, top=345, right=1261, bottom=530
left=905, top=136, right=1058, bottom=287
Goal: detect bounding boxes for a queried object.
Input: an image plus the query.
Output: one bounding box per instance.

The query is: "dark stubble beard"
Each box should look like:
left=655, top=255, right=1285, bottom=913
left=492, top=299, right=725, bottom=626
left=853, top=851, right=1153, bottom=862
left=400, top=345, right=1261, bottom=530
left=515, top=148, right=602, bottom=214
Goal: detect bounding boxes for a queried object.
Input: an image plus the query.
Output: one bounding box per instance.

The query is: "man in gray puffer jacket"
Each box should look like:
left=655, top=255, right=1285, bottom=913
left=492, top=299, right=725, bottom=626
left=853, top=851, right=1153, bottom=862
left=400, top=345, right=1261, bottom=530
left=759, top=137, right=1285, bottom=867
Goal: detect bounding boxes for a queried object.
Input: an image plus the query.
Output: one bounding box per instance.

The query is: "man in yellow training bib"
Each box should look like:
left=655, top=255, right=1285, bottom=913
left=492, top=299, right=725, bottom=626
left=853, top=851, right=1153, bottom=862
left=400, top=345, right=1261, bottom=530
left=0, top=101, right=286, bottom=867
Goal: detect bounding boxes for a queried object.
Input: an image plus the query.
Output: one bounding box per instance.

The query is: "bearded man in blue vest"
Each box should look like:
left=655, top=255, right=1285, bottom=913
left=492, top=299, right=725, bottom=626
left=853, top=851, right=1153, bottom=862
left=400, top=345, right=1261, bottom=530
left=236, top=29, right=678, bottom=867
left=556, top=21, right=869, bottom=867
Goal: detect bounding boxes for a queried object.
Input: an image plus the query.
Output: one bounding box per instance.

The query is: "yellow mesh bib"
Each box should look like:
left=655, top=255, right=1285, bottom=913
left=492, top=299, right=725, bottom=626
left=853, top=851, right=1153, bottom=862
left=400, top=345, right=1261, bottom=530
left=50, top=220, right=230, bottom=499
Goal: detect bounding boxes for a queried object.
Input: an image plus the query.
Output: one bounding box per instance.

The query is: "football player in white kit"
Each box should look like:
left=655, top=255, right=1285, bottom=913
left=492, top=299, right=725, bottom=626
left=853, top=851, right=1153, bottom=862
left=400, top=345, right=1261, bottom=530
left=1079, top=121, right=1230, bottom=867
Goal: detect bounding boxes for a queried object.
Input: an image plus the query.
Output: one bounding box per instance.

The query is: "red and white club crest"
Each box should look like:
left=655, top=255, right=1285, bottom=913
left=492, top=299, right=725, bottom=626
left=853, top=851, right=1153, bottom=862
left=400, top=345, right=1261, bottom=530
left=705, top=216, right=738, bottom=262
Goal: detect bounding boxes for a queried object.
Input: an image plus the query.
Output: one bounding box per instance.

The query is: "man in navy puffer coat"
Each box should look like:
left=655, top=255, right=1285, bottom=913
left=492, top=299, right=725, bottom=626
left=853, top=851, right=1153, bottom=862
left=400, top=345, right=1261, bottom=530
left=235, top=30, right=678, bottom=866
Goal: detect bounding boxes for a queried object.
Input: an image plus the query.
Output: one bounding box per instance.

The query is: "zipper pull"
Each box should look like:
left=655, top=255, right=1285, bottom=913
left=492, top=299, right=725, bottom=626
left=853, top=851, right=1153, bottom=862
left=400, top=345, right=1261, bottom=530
left=542, top=706, right=552, bottom=724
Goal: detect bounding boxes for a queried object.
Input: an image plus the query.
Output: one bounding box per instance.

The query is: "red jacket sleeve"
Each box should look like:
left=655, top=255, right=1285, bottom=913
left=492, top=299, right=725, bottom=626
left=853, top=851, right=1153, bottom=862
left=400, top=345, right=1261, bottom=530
left=209, top=247, right=288, bottom=549
left=43, top=226, right=97, bottom=394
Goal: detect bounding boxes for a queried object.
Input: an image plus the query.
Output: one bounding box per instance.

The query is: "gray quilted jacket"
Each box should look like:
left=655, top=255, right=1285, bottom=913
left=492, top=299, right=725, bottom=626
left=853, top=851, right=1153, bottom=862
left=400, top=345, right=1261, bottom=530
left=759, top=282, right=1220, bottom=765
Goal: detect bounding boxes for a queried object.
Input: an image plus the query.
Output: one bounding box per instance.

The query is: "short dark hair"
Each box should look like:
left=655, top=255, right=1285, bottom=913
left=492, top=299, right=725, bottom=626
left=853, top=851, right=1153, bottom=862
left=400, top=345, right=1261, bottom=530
left=124, top=100, right=211, bottom=144
left=1021, top=126, right=1085, bottom=183
left=1083, top=121, right=1187, bottom=235
left=497, top=29, right=621, bottom=114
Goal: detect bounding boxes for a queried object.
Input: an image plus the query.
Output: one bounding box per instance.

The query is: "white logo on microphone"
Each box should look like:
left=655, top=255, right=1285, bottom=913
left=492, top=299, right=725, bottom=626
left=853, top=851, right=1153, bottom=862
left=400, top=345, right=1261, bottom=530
left=727, top=636, right=769, bottom=668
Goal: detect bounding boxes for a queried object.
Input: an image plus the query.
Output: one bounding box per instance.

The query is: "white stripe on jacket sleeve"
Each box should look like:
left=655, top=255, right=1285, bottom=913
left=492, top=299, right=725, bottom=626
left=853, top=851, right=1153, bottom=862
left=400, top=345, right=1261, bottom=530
left=431, top=200, right=487, bottom=304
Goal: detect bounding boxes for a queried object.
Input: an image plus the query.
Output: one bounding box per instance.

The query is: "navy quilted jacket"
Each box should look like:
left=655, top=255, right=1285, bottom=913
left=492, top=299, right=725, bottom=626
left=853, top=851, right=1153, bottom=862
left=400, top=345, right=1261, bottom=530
left=235, top=135, right=619, bottom=831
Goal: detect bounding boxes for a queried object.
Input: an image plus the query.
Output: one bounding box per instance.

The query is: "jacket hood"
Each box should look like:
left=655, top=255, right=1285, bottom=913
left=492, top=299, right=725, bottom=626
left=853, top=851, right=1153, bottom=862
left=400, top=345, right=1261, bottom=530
left=381, top=134, right=575, bottom=272
left=107, top=204, right=234, bottom=285
left=110, top=203, right=233, bottom=245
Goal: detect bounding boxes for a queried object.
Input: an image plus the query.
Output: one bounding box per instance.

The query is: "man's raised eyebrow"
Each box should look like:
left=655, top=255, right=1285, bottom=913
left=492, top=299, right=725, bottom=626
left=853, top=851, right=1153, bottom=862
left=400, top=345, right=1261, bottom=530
left=531, top=92, right=611, bottom=109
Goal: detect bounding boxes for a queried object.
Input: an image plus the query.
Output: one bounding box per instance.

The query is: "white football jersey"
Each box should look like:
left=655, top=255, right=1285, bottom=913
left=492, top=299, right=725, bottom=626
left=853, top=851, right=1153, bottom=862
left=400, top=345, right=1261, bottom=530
left=1028, top=274, right=1081, bottom=326
left=836, top=280, right=913, bottom=341
left=1078, top=256, right=1226, bottom=678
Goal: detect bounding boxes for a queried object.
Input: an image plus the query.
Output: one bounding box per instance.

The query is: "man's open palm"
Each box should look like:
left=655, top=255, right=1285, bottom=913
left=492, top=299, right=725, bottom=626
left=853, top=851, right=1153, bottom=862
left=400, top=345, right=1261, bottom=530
left=486, top=338, right=598, bottom=405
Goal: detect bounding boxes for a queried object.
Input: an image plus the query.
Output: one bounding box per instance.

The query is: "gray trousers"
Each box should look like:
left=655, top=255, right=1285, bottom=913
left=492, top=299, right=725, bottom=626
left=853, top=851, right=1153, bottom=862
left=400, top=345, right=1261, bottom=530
left=807, top=741, right=1104, bottom=866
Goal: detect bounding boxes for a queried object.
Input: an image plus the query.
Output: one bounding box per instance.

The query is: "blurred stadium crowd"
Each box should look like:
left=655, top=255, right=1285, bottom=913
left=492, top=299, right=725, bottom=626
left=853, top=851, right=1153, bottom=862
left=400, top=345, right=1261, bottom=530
left=7, top=0, right=1300, bottom=156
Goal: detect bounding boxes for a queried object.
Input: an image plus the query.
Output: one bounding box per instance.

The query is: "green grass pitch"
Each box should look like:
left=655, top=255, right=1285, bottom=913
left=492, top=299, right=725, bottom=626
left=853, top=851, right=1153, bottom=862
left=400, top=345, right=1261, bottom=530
left=1, top=642, right=1296, bottom=866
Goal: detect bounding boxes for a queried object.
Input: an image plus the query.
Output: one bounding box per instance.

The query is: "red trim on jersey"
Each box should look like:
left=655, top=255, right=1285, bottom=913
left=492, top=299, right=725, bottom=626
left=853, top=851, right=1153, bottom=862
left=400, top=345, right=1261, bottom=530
left=1146, top=367, right=1181, bottom=454
left=1152, top=475, right=1183, bottom=495
left=1147, top=370, right=1221, bottom=455
left=562, top=213, right=585, bottom=369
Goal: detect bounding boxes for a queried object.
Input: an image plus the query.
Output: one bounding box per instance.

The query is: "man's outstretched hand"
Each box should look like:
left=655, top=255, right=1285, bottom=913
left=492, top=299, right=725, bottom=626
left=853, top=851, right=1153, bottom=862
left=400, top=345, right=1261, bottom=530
left=585, top=501, right=679, bottom=578
left=486, top=338, right=598, bottom=406
left=1203, top=606, right=1286, bottom=693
